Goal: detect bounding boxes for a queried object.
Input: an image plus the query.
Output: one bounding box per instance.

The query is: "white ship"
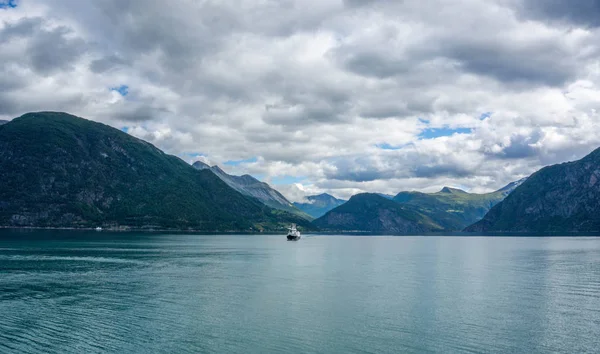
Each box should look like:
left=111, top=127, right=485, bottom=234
left=286, top=223, right=301, bottom=241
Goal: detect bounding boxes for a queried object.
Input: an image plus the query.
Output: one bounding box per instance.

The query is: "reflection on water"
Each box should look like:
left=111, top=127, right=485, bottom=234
left=1, top=230, right=599, bottom=353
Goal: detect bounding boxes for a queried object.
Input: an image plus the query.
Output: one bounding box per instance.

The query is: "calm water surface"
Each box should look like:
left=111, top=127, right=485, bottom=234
left=1, top=231, right=599, bottom=353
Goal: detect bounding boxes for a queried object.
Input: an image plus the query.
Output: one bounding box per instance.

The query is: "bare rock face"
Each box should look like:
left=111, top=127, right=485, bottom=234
left=466, top=148, right=600, bottom=233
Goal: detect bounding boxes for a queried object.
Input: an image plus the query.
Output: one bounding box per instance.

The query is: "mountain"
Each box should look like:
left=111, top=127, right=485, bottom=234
left=192, top=161, right=312, bottom=220
left=0, top=112, right=311, bottom=231
left=495, top=178, right=528, bottom=196
left=313, top=193, right=443, bottom=234
left=0, top=120, right=8, bottom=125
left=392, top=180, right=525, bottom=231
left=293, top=193, right=346, bottom=218
left=465, top=148, right=600, bottom=233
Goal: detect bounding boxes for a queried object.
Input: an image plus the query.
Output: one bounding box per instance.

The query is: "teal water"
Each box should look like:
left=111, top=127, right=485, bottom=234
left=1, top=231, right=599, bottom=353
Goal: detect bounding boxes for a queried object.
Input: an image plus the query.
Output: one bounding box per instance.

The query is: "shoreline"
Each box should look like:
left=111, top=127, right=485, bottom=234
left=2, top=226, right=600, bottom=237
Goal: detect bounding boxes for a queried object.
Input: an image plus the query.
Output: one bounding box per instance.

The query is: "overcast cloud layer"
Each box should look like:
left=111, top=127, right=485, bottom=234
left=1, top=0, right=600, bottom=201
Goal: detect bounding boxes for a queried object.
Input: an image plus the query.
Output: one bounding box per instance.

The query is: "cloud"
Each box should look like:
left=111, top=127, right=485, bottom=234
left=90, top=55, right=127, bottom=74
left=1, top=0, right=600, bottom=201
left=487, top=129, right=544, bottom=159
left=1, top=17, right=87, bottom=75
left=343, top=0, right=381, bottom=8
left=515, top=0, right=600, bottom=28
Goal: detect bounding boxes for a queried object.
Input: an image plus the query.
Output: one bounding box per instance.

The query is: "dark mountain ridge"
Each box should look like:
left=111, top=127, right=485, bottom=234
left=0, top=112, right=310, bottom=231
left=313, top=193, right=443, bottom=234
left=466, top=148, right=600, bottom=233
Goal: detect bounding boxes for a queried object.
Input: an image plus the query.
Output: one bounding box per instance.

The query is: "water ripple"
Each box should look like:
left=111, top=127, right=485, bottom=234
left=0, top=234, right=599, bottom=353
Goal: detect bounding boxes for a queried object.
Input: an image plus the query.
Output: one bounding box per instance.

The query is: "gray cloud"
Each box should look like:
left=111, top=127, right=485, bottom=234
left=1, top=16, right=41, bottom=37
left=1, top=17, right=87, bottom=75
left=28, top=28, right=86, bottom=75
left=340, top=51, right=413, bottom=79
left=500, top=131, right=543, bottom=159
left=343, top=0, right=391, bottom=8
left=89, top=55, right=128, bottom=74
left=325, top=156, right=395, bottom=182
left=516, top=0, right=600, bottom=27
left=412, top=164, right=472, bottom=179
left=0, top=95, right=19, bottom=116
left=0, top=68, right=29, bottom=92
left=332, top=4, right=587, bottom=87
left=440, top=39, right=578, bottom=87
left=113, top=105, right=168, bottom=123
left=324, top=145, right=477, bottom=182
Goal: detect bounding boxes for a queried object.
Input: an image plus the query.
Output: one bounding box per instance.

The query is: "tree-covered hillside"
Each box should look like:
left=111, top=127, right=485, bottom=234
left=0, top=112, right=310, bottom=231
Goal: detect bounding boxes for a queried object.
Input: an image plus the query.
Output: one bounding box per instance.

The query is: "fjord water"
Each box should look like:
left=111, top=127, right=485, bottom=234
left=1, top=231, right=599, bottom=353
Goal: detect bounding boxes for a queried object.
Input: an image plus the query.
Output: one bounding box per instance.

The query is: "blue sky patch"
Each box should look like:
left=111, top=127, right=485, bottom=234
left=419, top=127, right=472, bottom=139
left=224, top=157, right=258, bottom=166
left=111, top=85, right=129, bottom=96
left=0, top=0, right=17, bottom=9
left=376, top=142, right=406, bottom=150
left=121, top=126, right=129, bottom=133
left=271, top=175, right=305, bottom=185
left=184, top=152, right=203, bottom=157
left=479, top=112, right=492, bottom=120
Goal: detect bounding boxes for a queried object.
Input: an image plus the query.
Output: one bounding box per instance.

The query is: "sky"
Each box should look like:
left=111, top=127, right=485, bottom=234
left=1, top=0, right=600, bottom=201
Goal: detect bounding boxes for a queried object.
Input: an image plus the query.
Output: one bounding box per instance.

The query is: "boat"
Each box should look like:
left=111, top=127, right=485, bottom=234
left=95, top=227, right=102, bottom=231
left=286, top=223, right=301, bottom=241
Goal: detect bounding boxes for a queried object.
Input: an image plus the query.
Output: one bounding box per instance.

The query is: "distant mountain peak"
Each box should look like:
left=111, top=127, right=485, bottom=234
left=439, top=187, right=466, bottom=194
left=313, top=192, right=442, bottom=234
left=293, top=193, right=346, bottom=219
left=192, top=160, right=309, bottom=219
left=495, top=177, right=527, bottom=194
left=192, top=161, right=210, bottom=170
left=393, top=182, right=518, bottom=230
left=307, top=193, right=338, bottom=202
left=314, top=193, right=334, bottom=198
left=349, top=192, right=371, bottom=201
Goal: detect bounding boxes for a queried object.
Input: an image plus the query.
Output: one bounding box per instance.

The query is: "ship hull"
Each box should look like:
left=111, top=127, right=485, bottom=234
left=287, top=235, right=301, bottom=241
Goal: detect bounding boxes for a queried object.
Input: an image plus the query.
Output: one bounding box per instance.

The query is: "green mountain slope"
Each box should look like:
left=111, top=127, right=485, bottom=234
left=393, top=180, right=525, bottom=230
left=313, top=193, right=443, bottom=234
left=193, top=161, right=312, bottom=220
left=0, top=112, right=310, bottom=231
left=293, top=193, right=346, bottom=219
left=465, top=147, right=600, bottom=233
